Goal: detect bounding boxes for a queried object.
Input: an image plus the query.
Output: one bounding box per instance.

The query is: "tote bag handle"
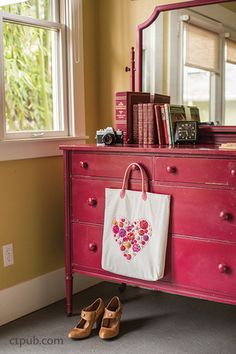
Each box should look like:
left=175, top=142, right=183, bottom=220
left=120, top=162, right=148, bottom=201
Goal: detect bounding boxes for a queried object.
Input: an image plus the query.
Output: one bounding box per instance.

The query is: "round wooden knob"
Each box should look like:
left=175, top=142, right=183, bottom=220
left=88, top=198, right=97, bottom=206
left=218, top=263, right=228, bottom=273
left=219, top=211, right=231, bottom=220
left=89, top=243, right=97, bottom=252
left=80, top=161, right=88, bottom=169
left=231, top=169, right=236, bottom=176
left=166, top=166, right=177, bottom=174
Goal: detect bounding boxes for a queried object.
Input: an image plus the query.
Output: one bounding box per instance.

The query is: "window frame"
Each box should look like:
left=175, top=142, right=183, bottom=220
left=0, top=0, right=87, bottom=161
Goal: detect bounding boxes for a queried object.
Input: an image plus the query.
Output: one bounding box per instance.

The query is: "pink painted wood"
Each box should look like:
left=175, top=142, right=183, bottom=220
left=61, top=145, right=236, bottom=315
left=154, top=156, right=236, bottom=185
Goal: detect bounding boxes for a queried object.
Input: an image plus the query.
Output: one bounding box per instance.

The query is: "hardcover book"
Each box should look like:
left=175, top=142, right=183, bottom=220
left=185, top=106, right=201, bottom=122
left=147, top=103, right=156, bottom=145
left=160, top=105, right=169, bottom=144
left=152, top=93, right=171, bottom=105
left=165, top=104, right=186, bottom=144
left=154, top=104, right=165, bottom=145
left=132, top=104, right=139, bottom=144
left=115, top=91, right=150, bottom=144
left=143, top=103, right=149, bottom=145
left=138, top=103, right=144, bottom=145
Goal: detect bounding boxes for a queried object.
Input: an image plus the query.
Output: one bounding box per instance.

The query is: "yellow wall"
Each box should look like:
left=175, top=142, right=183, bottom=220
left=0, top=0, right=188, bottom=291
left=84, top=0, right=185, bottom=137
left=93, top=0, right=186, bottom=129
left=0, top=157, right=64, bottom=289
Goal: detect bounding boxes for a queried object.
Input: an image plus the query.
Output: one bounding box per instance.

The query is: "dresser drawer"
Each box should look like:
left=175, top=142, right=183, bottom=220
left=154, top=157, right=236, bottom=185
left=172, top=236, right=236, bottom=295
left=71, top=178, right=121, bottom=224
left=72, top=223, right=102, bottom=269
left=152, top=184, right=236, bottom=241
left=71, top=178, right=144, bottom=224
left=71, top=222, right=171, bottom=282
left=71, top=152, right=153, bottom=179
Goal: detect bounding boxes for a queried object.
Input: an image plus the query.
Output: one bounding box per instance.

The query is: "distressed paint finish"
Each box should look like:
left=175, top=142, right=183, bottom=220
left=61, top=144, right=236, bottom=315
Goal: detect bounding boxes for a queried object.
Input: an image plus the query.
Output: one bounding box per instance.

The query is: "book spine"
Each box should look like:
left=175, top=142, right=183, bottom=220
left=143, top=103, right=148, bottom=145
left=115, top=91, right=151, bottom=144
left=160, top=105, right=169, bottom=144
left=164, top=104, right=173, bottom=145
left=147, top=103, right=155, bottom=145
left=132, top=104, right=139, bottom=144
left=115, top=93, right=128, bottom=143
left=154, top=104, right=165, bottom=145
left=138, top=103, right=143, bottom=145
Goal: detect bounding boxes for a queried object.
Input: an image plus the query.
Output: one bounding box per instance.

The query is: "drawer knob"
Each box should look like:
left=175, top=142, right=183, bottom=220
left=88, top=197, right=97, bottom=207
left=231, top=169, right=236, bottom=176
left=80, top=161, right=88, bottom=169
left=166, top=166, right=177, bottom=174
left=219, top=211, right=231, bottom=221
left=218, top=263, right=228, bottom=273
left=89, top=243, right=97, bottom=252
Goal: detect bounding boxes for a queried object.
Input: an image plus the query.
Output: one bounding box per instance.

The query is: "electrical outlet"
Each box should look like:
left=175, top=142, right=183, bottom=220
left=3, top=243, right=14, bottom=267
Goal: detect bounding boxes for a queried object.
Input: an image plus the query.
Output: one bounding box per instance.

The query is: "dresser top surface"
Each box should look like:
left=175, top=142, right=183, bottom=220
left=60, top=144, right=236, bottom=157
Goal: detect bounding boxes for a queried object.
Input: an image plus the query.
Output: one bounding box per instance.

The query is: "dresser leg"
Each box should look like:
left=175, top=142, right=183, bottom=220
left=66, top=274, right=73, bottom=316
left=119, top=282, right=127, bottom=292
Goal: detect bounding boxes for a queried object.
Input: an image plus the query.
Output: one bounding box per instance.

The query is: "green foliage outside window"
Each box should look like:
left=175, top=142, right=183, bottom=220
left=1, top=0, right=55, bottom=132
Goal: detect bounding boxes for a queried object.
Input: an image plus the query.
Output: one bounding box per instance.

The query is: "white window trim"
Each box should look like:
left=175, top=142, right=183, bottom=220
left=142, top=12, right=164, bottom=94
left=168, top=5, right=236, bottom=125
left=0, top=0, right=87, bottom=161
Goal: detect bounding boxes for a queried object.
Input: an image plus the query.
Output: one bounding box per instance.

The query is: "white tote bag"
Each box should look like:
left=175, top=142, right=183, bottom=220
left=102, top=163, right=171, bottom=281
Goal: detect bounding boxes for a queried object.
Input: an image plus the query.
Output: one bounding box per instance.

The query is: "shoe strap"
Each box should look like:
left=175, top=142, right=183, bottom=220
left=81, top=310, right=96, bottom=322
left=103, top=308, right=121, bottom=319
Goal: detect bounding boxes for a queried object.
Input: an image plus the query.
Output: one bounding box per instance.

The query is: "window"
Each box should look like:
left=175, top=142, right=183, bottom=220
left=0, top=0, right=86, bottom=160
left=0, top=0, right=67, bottom=139
left=169, top=5, right=236, bottom=126
left=225, top=38, right=236, bottom=125
left=182, top=21, right=220, bottom=124
left=183, top=66, right=211, bottom=122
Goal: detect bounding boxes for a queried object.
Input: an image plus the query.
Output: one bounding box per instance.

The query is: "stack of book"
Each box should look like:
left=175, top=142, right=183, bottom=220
left=115, top=91, right=170, bottom=144
left=114, top=91, right=200, bottom=145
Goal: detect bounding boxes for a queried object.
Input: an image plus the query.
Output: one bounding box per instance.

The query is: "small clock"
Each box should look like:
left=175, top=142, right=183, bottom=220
left=174, top=121, right=198, bottom=144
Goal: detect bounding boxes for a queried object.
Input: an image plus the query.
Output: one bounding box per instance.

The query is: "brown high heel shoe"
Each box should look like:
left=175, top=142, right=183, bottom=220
left=68, top=298, right=105, bottom=339
left=99, top=296, right=122, bottom=339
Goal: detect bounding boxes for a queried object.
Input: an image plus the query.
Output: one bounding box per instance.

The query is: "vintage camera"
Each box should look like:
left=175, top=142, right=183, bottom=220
left=96, top=127, right=123, bottom=146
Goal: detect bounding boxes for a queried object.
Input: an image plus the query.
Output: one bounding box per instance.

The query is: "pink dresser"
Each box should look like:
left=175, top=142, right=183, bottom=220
left=60, top=144, right=236, bottom=315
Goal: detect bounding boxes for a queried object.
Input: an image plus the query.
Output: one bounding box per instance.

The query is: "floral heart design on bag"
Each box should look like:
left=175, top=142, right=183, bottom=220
left=112, top=217, right=152, bottom=261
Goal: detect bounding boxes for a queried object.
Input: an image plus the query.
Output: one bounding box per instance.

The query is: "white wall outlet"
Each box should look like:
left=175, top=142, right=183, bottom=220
left=3, top=243, right=14, bottom=267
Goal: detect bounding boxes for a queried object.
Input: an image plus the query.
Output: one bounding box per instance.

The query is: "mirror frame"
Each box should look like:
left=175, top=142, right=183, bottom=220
left=136, top=0, right=236, bottom=143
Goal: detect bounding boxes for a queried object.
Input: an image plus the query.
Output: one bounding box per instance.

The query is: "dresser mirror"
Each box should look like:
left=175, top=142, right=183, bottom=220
left=136, top=0, right=236, bottom=138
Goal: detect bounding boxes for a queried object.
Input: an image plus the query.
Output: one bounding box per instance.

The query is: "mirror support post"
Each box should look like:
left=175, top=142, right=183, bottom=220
left=125, top=47, right=136, bottom=91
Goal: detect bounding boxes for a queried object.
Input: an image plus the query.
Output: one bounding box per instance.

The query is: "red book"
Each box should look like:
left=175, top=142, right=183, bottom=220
left=132, top=104, right=139, bottom=144
left=147, top=103, right=156, bottom=145
left=115, top=92, right=150, bottom=143
left=154, top=104, right=165, bottom=145
left=160, top=105, right=169, bottom=144
left=143, top=103, right=148, bottom=145
left=138, top=103, right=143, bottom=145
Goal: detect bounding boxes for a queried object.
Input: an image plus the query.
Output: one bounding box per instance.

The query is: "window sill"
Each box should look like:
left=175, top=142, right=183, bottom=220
left=0, top=135, right=88, bottom=161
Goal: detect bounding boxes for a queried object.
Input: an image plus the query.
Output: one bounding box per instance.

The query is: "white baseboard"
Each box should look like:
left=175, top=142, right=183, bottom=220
left=0, top=268, right=100, bottom=326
